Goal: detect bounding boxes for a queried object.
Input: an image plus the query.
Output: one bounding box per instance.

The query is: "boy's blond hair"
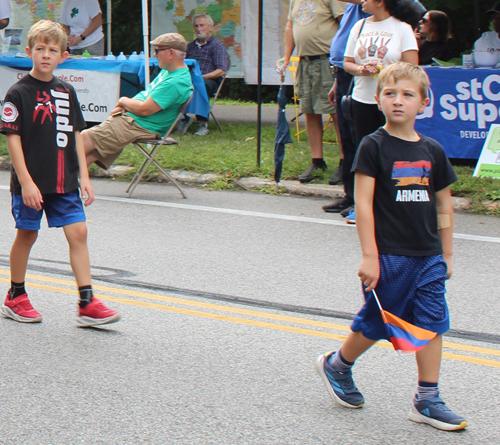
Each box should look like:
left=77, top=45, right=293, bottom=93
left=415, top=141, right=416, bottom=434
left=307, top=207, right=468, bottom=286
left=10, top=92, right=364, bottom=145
left=376, top=62, right=430, bottom=100
left=28, top=20, right=67, bottom=53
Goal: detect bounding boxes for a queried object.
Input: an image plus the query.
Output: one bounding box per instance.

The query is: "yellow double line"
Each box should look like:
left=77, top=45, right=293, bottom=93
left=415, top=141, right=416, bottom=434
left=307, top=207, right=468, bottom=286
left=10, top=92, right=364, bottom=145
left=1, top=269, right=499, bottom=368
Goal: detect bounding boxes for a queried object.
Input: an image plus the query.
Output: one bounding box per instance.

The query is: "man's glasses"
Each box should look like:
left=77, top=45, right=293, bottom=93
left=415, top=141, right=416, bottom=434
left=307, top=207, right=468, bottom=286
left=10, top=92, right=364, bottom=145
left=420, top=17, right=428, bottom=23
left=155, top=47, right=171, bottom=55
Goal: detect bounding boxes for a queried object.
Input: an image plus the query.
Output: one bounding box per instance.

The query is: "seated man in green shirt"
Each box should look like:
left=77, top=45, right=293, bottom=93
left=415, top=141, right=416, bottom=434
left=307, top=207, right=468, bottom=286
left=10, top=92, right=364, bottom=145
left=82, top=33, right=193, bottom=169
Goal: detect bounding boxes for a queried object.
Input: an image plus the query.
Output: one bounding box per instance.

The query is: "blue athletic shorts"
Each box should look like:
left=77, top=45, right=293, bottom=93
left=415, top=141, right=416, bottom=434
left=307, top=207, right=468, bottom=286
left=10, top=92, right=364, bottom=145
left=12, top=190, right=86, bottom=230
left=351, top=254, right=450, bottom=341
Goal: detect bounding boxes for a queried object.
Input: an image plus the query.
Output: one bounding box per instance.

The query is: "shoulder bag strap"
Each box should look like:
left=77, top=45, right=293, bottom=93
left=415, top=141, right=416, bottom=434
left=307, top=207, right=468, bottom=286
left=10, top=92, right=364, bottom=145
left=346, top=19, right=367, bottom=95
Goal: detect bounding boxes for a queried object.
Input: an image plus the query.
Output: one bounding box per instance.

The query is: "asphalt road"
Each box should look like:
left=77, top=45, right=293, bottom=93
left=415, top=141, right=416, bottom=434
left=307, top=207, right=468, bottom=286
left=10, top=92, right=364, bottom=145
left=1, top=171, right=499, bottom=444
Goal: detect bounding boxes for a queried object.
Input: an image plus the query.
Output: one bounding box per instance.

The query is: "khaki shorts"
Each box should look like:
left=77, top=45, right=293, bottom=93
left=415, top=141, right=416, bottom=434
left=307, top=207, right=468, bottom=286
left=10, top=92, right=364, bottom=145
left=296, top=56, right=335, bottom=115
left=87, top=113, right=159, bottom=169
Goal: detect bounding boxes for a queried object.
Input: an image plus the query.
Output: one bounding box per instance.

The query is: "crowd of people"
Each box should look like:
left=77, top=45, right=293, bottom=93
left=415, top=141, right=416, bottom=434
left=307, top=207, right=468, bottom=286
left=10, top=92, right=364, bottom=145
left=278, top=0, right=450, bottom=220
left=2, top=0, right=500, bottom=434
left=278, top=1, right=500, bottom=222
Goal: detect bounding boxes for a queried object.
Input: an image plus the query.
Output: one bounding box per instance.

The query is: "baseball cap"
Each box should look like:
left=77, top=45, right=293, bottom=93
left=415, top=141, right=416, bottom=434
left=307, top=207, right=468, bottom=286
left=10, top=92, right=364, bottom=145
left=487, top=1, right=500, bottom=14
left=150, top=33, right=187, bottom=52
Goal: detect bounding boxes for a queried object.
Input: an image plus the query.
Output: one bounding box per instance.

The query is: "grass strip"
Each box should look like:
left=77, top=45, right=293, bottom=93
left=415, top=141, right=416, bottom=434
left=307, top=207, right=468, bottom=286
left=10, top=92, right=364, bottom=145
left=0, top=122, right=499, bottom=215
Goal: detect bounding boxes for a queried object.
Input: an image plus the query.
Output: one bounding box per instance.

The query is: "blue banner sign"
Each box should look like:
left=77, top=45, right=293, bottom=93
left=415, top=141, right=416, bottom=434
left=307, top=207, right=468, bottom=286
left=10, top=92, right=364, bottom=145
left=416, top=67, right=500, bottom=159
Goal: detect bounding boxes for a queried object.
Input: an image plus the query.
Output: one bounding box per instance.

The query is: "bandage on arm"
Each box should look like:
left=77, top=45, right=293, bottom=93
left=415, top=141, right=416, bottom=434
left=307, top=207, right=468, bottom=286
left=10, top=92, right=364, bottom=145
left=437, top=214, right=451, bottom=229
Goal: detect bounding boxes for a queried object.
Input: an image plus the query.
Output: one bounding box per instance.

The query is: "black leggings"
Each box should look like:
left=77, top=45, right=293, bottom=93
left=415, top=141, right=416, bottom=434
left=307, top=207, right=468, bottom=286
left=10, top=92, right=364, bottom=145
left=351, top=99, right=386, bottom=146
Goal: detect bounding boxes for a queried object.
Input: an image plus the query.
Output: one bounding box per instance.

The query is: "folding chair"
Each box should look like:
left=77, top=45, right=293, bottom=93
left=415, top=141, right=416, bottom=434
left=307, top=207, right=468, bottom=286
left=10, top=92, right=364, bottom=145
left=322, top=115, right=337, bottom=144
left=125, top=95, right=193, bottom=199
left=209, top=55, right=230, bottom=133
left=209, top=77, right=226, bottom=133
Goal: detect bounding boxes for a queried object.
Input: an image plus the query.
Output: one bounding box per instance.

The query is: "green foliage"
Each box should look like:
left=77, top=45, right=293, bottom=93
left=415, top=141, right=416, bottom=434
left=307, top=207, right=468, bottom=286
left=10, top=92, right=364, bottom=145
left=99, top=0, right=143, bottom=55
left=449, top=165, right=500, bottom=215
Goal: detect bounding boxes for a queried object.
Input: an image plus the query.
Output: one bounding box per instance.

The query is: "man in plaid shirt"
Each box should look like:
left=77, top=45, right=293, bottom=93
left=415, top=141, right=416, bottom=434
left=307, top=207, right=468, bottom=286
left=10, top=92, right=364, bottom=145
left=177, top=12, right=228, bottom=136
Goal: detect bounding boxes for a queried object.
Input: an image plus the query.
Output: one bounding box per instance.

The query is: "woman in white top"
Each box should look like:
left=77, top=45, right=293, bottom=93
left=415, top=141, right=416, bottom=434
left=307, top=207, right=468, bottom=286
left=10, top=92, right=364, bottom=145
left=60, top=0, right=104, bottom=56
left=344, top=0, right=423, bottom=145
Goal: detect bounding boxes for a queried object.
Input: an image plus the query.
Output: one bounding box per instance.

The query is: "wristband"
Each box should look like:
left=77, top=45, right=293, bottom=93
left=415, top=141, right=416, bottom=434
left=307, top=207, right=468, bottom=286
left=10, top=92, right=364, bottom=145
left=80, top=35, right=86, bottom=41
left=358, top=65, right=363, bottom=75
left=372, top=65, right=383, bottom=78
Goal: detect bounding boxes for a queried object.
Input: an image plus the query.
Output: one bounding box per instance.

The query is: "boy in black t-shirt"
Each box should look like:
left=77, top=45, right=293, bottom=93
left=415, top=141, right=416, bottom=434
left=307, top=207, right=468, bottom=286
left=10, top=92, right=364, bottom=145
left=1, top=20, right=120, bottom=327
left=315, top=62, right=467, bottom=431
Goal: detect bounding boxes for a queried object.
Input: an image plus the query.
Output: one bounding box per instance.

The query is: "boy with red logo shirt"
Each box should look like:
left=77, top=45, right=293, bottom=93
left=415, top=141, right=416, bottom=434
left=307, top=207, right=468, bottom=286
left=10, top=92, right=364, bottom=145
left=1, top=20, right=120, bottom=327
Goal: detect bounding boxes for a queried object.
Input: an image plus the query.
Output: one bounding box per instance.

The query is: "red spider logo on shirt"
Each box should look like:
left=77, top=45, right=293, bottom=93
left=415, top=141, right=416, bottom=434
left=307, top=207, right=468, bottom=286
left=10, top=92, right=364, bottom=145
left=33, top=91, right=55, bottom=124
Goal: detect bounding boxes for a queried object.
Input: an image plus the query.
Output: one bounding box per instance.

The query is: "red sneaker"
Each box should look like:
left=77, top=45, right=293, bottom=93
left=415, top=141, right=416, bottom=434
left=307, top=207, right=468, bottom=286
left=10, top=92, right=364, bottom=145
left=2, top=293, right=42, bottom=323
left=77, top=298, right=121, bottom=327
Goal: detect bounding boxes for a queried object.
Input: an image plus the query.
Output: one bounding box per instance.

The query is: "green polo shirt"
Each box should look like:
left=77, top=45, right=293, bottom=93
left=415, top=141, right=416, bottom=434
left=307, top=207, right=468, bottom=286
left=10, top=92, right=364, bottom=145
left=128, top=67, right=193, bottom=136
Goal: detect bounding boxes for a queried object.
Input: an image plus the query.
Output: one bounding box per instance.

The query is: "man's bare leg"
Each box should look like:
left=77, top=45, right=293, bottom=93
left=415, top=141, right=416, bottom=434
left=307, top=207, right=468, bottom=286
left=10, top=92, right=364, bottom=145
left=299, top=113, right=326, bottom=183
left=305, top=113, right=324, bottom=158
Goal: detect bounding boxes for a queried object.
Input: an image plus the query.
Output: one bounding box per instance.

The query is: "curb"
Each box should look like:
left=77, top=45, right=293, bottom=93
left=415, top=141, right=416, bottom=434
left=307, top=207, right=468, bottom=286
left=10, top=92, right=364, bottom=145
left=0, top=157, right=471, bottom=210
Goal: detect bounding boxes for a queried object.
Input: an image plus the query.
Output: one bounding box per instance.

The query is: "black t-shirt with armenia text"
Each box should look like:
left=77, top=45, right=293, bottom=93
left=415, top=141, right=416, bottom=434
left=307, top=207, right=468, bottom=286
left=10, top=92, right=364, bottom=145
left=352, top=128, right=458, bottom=257
left=1, top=74, right=86, bottom=195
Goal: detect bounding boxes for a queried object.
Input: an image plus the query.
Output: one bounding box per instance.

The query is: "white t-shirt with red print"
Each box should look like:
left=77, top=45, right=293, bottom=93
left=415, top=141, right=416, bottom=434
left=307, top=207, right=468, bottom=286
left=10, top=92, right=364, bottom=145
left=345, top=16, right=418, bottom=104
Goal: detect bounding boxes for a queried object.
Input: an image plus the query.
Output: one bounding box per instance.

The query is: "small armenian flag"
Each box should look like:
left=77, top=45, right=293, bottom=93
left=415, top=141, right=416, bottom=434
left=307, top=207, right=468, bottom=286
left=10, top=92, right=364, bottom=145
left=371, top=290, right=437, bottom=352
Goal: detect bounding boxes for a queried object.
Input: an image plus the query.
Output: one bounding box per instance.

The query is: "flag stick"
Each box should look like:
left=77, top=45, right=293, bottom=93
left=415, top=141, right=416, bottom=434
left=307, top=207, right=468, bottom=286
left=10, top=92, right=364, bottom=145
left=371, top=289, right=383, bottom=310
left=371, top=289, right=389, bottom=324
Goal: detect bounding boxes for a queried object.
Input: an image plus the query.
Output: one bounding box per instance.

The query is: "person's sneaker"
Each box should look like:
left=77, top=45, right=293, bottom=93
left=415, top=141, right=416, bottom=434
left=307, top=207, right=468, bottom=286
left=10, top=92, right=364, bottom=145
left=314, top=351, right=364, bottom=409
left=299, top=163, right=327, bottom=183
left=345, top=208, right=356, bottom=224
left=408, top=396, right=467, bottom=431
left=2, top=293, right=42, bottom=323
left=328, top=161, right=343, bottom=185
left=174, top=115, right=193, bottom=134
left=340, top=204, right=354, bottom=218
left=77, top=298, right=121, bottom=327
left=322, top=197, right=353, bottom=213
left=194, top=124, right=210, bottom=136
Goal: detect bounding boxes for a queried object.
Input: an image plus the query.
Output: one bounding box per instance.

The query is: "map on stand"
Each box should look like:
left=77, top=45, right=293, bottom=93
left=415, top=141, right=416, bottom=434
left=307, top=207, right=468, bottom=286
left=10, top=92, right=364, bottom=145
left=152, top=0, right=242, bottom=77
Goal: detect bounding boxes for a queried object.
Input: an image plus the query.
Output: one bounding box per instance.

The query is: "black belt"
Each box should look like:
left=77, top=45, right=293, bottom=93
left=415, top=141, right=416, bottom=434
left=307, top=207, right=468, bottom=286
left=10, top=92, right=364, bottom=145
left=302, top=54, right=329, bottom=61
left=331, top=66, right=344, bottom=73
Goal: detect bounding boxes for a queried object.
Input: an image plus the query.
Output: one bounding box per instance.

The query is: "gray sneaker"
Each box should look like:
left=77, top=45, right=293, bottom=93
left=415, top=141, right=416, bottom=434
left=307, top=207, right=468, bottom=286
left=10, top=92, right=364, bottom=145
left=174, top=115, right=193, bottom=134
left=194, top=124, right=209, bottom=136
left=315, top=351, right=364, bottom=409
left=409, top=396, right=467, bottom=431
left=299, top=163, right=327, bottom=183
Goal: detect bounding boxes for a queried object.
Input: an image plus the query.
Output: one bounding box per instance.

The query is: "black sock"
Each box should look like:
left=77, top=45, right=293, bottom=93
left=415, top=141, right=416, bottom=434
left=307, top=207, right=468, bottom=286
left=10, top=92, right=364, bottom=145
left=79, top=285, right=93, bottom=308
left=9, top=281, right=26, bottom=300
left=312, top=158, right=327, bottom=168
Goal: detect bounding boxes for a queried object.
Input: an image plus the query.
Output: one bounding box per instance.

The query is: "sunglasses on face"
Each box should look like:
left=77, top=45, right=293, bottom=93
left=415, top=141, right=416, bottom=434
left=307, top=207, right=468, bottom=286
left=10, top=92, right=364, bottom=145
left=421, top=17, right=429, bottom=23
left=155, top=47, right=171, bottom=55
